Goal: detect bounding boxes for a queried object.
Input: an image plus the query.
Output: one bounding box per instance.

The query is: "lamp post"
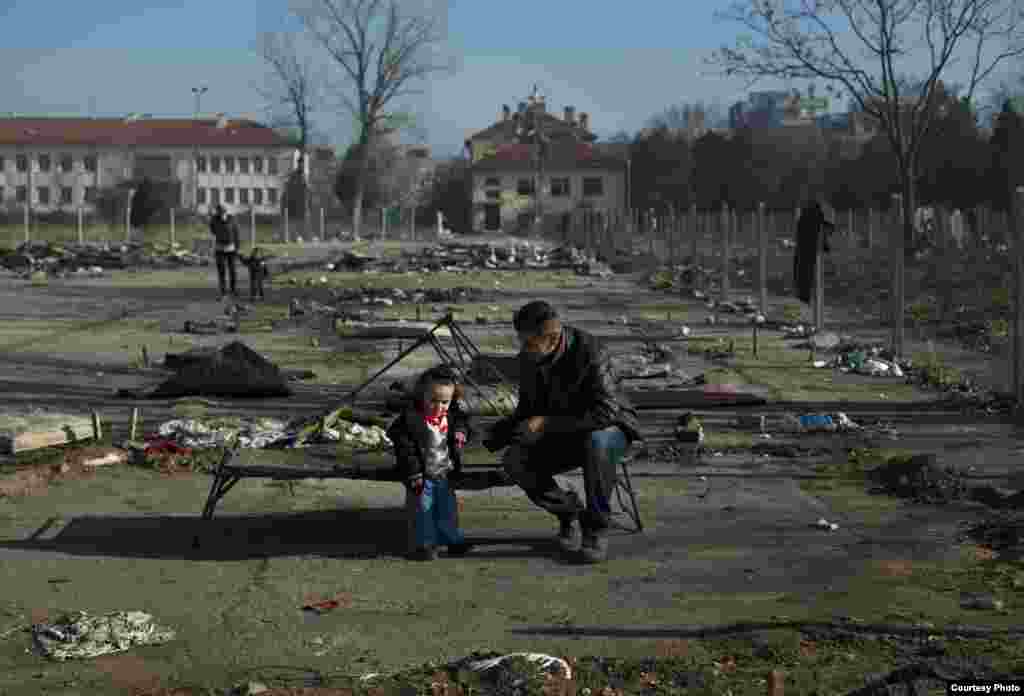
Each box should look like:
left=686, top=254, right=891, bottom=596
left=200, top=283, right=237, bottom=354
left=191, top=86, right=208, bottom=223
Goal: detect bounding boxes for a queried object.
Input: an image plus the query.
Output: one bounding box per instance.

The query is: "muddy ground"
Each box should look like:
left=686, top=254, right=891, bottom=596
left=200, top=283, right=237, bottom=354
left=0, top=236, right=1022, bottom=695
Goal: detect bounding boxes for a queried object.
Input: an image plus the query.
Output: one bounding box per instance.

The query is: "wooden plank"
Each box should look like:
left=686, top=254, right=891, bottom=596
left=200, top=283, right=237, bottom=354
left=0, top=418, right=98, bottom=454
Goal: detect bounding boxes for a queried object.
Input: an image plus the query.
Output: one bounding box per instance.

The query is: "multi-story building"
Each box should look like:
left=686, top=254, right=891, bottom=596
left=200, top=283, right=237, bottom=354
left=0, top=113, right=296, bottom=215
left=465, top=89, right=628, bottom=233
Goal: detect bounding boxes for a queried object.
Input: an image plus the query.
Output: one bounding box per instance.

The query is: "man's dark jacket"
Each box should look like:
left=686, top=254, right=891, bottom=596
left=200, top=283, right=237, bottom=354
left=386, top=400, right=474, bottom=482
left=484, top=325, right=642, bottom=451
left=210, top=214, right=240, bottom=249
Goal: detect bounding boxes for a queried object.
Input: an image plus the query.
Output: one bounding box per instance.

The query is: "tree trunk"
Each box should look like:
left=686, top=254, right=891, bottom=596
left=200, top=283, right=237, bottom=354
left=895, top=168, right=916, bottom=360
left=352, top=131, right=373, bottom=241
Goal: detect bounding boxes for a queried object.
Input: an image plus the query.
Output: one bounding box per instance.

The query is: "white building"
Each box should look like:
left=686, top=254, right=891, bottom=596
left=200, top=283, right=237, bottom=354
left=465, top=93, right=628, bottom=233
left=0, top=114, right=296, bottom=215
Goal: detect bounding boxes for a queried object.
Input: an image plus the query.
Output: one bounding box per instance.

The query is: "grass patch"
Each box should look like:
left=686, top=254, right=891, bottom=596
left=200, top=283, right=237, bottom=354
left=703, top=430, right=754, bottom=450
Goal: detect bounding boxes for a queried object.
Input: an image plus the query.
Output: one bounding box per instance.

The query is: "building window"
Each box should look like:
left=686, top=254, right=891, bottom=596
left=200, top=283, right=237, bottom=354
left=210, top=156, right=221, bottom=173
left=253, top=188, right=263, bottom=205
left=38, top=187, right=50, bottom=205
left=60, top=154, right=73, bottom=172
left=197, top=188, right=207, bottom=205
left=267, top=157, right=278, bottom=175
left=486, top=190, right=501, bottom=200
left=16, top=186, right=27, bottom=203
left=84, top=155, right=97, bottom=172
left=582, top=177, right=604, bottom=197
left=196, top=156, right=207, bottom=173
left=239, top=188, right=249, bottom=205
left=38, top=155, right=51, bottom=172
left=210, top=188, right=220, bottom=206
left=61, top=187, right=72, bottom=204
left=224, top=156, right=235, bottom=174
left=485, top=177, right=501, bottom=187
left=516, top=178, right=534, bottom=195
left=85, top=187, right=97, bottom=203
left=253, top=157, right=264, bottom=173
left=238, top=157, right=249, bottom=174
left=267, top=188, right=278, bottom=206
left=16, top=155, right=28, bottom=172
left=224, top=187, right=234, bottom=204
left=550, top=177, right=570, bottom=197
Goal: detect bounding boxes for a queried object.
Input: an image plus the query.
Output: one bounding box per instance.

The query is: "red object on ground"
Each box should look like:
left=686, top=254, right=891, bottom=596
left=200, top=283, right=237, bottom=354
left=142, top=438, right=193, bottom=457
left=302, top=599, right=341, bottom=614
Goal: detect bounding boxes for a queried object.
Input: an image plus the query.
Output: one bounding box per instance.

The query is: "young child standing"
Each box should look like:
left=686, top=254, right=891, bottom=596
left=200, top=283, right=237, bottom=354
left=239, top=247, right=271, bottom=301
left=386, top=365, right=474, bottom=561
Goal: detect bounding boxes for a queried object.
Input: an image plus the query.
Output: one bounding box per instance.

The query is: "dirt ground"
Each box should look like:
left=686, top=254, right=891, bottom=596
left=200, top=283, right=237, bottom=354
left=0, top=236, right=1022, bottom=695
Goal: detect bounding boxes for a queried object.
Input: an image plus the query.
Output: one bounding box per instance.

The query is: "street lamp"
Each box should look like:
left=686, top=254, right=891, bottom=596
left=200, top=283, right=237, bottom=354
left=191, top=86, right=208, bottom=219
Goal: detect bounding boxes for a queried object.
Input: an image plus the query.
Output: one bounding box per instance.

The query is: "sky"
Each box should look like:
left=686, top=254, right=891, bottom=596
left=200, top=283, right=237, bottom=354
left=2, top=0, right=1020, bottom=158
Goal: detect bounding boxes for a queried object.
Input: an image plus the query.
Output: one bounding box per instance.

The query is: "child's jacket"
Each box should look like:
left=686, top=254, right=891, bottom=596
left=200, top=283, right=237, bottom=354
left=386, top=399, right=474, bottom=482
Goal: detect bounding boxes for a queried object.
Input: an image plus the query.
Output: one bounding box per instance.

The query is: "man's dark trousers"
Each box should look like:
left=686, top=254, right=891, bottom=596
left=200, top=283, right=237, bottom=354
left=215, top=251, right=238, bottom=296
left=501, top=426, right=628, bottom=533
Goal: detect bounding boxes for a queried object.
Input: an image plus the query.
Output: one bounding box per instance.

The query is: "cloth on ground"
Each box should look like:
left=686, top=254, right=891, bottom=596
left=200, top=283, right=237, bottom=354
left=33, top=610, right=175, bottom=661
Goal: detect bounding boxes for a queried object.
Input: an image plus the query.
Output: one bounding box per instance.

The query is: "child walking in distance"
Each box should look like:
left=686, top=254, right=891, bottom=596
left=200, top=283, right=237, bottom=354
left=240, top=247, right=271, bottom=301
left=386, top=366, right=474, bottom=561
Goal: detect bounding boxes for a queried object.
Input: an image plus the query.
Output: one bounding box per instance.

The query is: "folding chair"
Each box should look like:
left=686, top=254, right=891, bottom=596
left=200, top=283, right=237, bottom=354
left=600, top=439, right=644, bottom=534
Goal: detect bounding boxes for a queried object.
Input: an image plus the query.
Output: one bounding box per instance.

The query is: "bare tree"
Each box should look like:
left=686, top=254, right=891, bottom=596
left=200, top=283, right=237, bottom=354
left=292, top=0, right=452, bottom=239
left=710, top=0, right=1024, bottom=358
left=253, top=30, right=324, bottom=239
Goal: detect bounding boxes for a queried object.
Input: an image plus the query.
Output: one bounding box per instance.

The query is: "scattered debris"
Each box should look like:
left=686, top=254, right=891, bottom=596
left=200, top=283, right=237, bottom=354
left=814, top=518, right=840, bottom=532
left=32, top=610, right=176, bottom=661
left=960, top=594, right=1006, bottom=612
left=1, top=241, right=207, bottom=277
left=446, top=651, right=573, bottom=695
left=182, top=318, right=238, bottom=335
left=866, top=453, right=969, bottom=504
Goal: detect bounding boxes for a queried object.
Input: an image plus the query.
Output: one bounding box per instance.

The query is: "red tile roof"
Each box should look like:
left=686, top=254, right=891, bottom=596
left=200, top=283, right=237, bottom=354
left=472, top=142, right=627, bottom=172
left=0, top=117, right=294, bottom=148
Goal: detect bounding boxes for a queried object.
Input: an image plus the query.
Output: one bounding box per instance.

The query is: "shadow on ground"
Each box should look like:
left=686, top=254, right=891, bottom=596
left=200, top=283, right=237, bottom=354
left=0, top=508, right=580, bottom=562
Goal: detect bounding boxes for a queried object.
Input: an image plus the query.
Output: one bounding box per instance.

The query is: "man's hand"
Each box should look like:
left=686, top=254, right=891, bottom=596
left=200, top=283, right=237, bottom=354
left=524, top=416, right=546, bottom=434
left=454, top=431, right=466, bottom=449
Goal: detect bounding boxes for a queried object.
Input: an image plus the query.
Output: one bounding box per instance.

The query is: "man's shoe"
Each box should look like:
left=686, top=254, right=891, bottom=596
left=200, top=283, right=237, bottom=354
left=447, top=542, right=474, bottom=556
left=580, top=532, right=609, bottom=564
left=557, top=515, right=581, bottom=553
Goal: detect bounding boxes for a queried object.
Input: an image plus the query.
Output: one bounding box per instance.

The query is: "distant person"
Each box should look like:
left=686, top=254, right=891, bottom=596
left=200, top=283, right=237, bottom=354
left=483, top=301, right=642, bottom=564
left=386, top=365, right=475, bottom=561
left=240, top=246, right=271, bottom=301
left=793, top=200, right=834, bottom=304
left=209, top=204, right=239, bottom=299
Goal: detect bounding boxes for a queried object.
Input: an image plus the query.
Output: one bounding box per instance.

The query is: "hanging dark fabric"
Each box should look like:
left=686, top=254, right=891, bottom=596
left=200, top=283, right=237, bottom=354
left=792, top=203, right=833, bottom=304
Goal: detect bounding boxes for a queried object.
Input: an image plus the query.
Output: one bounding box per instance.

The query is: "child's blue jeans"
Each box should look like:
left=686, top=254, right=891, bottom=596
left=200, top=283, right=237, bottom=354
left=405, top=476, right=465, bottom=550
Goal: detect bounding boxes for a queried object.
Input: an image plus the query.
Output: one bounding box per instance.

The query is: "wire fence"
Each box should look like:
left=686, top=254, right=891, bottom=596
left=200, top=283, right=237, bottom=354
left=0, top=204, right=442, bottom=250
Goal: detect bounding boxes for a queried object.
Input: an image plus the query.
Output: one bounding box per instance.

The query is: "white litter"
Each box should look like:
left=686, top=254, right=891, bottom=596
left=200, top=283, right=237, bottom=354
left=33, top=610, right=176, bottom=661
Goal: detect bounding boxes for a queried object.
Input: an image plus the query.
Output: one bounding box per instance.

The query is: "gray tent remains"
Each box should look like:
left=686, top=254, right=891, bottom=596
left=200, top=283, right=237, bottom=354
left=149, top=341, right=293, bottom=398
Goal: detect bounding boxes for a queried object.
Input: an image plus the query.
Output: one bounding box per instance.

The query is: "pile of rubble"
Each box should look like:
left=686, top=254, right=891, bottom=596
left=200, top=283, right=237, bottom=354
left=316, top=240, right=616, bottom=277
left=0, top=240, right=206, bottom=278
left=329, top=285, right=487, bottom=305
